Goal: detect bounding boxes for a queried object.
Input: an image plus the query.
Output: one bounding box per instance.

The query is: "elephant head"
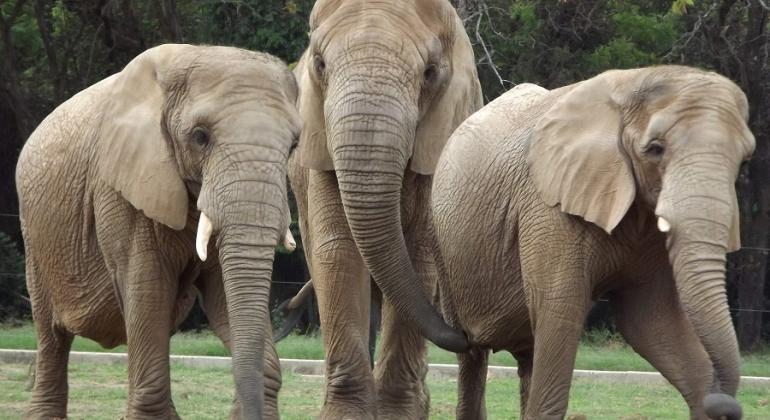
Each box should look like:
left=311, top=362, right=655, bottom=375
left=294, top=0, right=481, bottom=352
left=529, top=66, right=755, bottom=418
left=96, top=44, right=301, bottom=417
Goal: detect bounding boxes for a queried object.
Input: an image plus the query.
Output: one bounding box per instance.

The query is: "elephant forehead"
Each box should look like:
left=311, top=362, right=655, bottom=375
left=314, top=3, right=442, bottom=62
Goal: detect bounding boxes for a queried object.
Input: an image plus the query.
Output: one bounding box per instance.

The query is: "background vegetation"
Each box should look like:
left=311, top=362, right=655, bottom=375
left=1, top=0, right=768, bottom=350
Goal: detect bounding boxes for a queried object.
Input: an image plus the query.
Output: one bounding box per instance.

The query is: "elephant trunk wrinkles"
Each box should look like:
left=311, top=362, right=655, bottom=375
left=658, top=162, right=741, bottom=417
left=329, top=103, right=469, bottom=352
left=218, top=232, right=274, bottom=419
left=200, top=149, right=286, bottom=418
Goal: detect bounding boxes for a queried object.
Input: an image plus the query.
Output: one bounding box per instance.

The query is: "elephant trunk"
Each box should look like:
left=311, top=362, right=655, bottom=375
left=198, top=146, right=288, bottom=418
left=657, top=159, right=742, bottom=419
left=217, top=224, right=275, bottom=418
left=328, top=92, right=468, bottom=352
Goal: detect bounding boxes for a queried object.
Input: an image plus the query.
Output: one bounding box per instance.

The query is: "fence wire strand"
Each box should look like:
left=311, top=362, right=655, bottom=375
left=1, top=213, right=768, bottom=314
left=0, top=272, right=766, bottom=313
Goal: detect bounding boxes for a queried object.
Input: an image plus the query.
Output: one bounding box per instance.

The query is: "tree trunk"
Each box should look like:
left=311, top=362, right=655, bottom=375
left=33, top=0, right=64, bottom=102
left=700, top=0, right=770, bottom=352
left=0, top=0, right=33, bottom=138
left=0, top=0, right=32, bottom=243
left=156, top=0, right=182, bottom=42
left=732, top=0, right=769, bottom=352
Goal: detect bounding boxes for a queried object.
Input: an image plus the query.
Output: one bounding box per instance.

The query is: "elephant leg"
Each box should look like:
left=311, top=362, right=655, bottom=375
left=611, top=273, right=712, bottom=419
left=196, top=267, right=282, bottom=420
left=513, top=349, right=533, bottom=418
left=524, top=307, right=584, bottom=419
left=456, top=346, right=489, bottom=420
left=373, top=299, right=429, bottom=419
left=308, top=170, right=375, bottom=420
left=169, top=397, right=181, bottom=420
left=27, top=269, right=74, bottom=419
left=374, top=173, right=434, bottom=420
left=122, top=253, right=176, bottom=418
left=520, top=252, right=589, bottom=420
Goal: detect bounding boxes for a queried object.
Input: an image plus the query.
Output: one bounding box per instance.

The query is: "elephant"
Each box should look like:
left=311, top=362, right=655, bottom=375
left=287, top=0, right=482, bottom=417
left=16, top=44, right=301, bottom=419
left=430, top=67, right=754, bottom=420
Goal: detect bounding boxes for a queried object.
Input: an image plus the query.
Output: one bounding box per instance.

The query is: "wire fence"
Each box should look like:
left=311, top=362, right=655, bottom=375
left=1, top=213, right=769, bottom=314
left=1, top=270, right=767, bottom=314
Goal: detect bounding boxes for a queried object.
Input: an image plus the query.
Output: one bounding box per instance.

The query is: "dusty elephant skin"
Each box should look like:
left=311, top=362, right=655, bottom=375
left=288, top=0, right=482, bottom=418
left=16, top=44, right=301, bottom=419
left=431, top=67, right=755, bottom=420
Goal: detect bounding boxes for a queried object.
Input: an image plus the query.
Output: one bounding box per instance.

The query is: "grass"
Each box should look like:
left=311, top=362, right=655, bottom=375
left=2, top=323, right=770, bottom=376
left=1, top=362, right=768, bottom=419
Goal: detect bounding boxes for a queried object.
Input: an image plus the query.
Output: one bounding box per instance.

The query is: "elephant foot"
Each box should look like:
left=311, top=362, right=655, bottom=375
left=228, top=401, right=240, bottom=420
left=376, top=398, right=429, bottom=420
left=25, top=406, right=67, bottom=420
left=170, top=408, right=181, bottom=420
left=376, top=385, right=430, bottom=420
left=320, top=402, right=375, bottom=420
left=227, top=396, right=279, bottom=420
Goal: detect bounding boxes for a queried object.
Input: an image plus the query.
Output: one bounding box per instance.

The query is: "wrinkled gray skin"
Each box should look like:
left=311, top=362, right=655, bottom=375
left=432, top=67, right=754, bottom=420
left=288, top=0, right=482, bottom=418
left=17, top=44, right=300, bottom=419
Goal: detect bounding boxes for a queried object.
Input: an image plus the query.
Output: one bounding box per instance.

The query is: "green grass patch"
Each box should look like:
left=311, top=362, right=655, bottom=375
left=3, top=323, right=770, bottom=377
left=1, top=362, right=769, bottom=419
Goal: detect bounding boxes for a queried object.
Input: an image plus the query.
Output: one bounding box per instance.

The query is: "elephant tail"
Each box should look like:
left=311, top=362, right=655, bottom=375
left=272, top=279, right=314, bottom=342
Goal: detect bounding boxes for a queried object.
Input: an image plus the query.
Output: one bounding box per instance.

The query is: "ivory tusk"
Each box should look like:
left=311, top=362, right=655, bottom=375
left=283, top=228, right=297, bottom=252
left=657, top=217, right=671, bottom=233
left=196, top=212, right=213, bottom=261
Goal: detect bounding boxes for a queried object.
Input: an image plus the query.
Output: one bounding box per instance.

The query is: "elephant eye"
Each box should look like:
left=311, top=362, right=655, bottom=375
left=423, top=63, right=438, bottom=85
left=312, top=54, right=326, bottom=78
left=191, top=127, right=210, bottom=148
left=644, top=139, right=665, bottom=159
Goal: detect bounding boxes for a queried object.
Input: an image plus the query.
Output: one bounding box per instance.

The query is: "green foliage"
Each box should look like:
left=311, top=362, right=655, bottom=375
left=671, top=0, right=695, bottom=15
left=185, top=0, right=313, bottom=63
left=581, top=4, right=679, bottom=74
left=474, top=0, right=681, bottom=97
left=0, top=233, right=28, bottom=322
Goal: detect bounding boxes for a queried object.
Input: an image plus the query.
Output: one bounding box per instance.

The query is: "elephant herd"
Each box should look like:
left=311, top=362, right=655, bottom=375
left=14, top=0, right=754, bottom=419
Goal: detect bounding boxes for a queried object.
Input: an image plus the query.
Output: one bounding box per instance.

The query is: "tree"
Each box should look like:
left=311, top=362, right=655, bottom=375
left=672, top=0, right=770, bottom=351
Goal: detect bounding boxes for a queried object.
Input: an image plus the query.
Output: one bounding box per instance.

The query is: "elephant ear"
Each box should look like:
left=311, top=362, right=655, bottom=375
left=96, top=45, right=189, bottom=230
left=410, top=16, right=483, bottom=175
left=296, top=52, right=333, bottom=171
left=528, top=72, right=636, bottom=234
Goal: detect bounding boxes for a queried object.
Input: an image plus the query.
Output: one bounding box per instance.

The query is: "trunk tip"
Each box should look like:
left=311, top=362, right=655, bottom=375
left=704, top=393, right=742, bottom=420
left=427, top=326, right=471, bottom=353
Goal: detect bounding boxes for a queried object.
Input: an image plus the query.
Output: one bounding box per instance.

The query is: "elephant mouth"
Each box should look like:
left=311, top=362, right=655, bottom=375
left=195, top=211, right=296, bottom=261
